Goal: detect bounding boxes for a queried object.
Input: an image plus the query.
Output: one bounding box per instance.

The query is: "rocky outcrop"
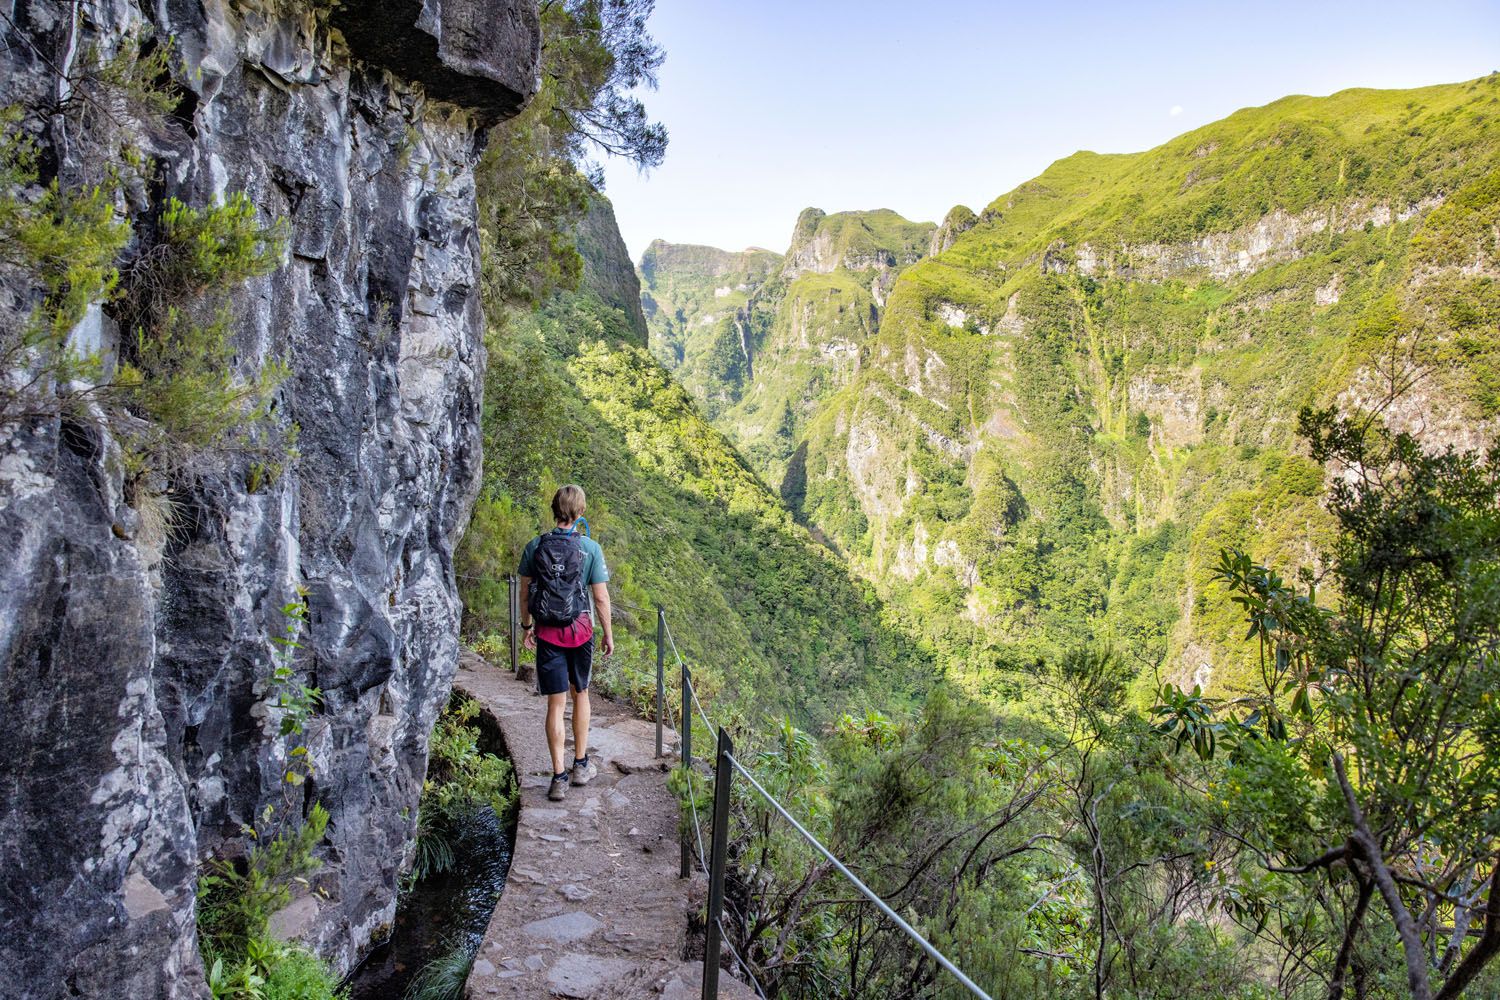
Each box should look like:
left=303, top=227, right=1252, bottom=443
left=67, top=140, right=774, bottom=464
left=930, top=204, right=977, bottom=257
left=0, top=2, right=538, bottom=998
left=783, top=207, right=934, bottom=277
left=576, top=194, right=649, bottom=345
left=1070, top=196, right=1445, bottom=282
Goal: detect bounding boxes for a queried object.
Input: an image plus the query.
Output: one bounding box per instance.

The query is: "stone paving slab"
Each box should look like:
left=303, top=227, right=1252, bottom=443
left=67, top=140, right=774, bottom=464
left=456, top=651, right=759, bottom=999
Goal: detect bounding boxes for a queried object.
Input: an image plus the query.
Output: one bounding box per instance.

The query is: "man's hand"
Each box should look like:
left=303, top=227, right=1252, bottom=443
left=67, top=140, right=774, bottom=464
left=522, top=626, right=537, bottom=652
left=601, top=633, right=615, bottom=658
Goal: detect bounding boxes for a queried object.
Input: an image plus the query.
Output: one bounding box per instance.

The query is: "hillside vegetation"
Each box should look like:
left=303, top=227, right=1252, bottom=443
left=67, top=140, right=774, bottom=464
left=462, top=67, right=1500, bottom=1000
left=647, top=75, right=1500, bottom=700
left=460, top=196, right=929, bottom=727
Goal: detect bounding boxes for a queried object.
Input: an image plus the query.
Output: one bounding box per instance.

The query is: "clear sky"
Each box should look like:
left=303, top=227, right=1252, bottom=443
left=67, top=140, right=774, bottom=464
left=598, top=0, right=1500, bottom=262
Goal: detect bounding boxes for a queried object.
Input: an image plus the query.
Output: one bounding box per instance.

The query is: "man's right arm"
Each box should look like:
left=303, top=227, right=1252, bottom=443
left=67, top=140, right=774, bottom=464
left=518, top=537, right=536, bottom=649
left=519, top=575, right=536, bottom=649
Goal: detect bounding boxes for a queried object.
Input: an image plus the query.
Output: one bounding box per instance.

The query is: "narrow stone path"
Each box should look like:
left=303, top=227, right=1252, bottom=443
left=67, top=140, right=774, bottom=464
left=455, top=651, right=756, bottom=999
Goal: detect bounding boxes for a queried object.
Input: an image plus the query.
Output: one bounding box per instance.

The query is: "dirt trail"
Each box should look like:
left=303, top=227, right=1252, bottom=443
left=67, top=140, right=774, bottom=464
left=455, top=651, right=756, bottom=999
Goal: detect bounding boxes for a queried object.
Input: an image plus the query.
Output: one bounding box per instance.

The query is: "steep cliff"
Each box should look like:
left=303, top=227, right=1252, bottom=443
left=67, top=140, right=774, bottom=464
left=642, top=208, right=934, bottom=479
left=575, top=193, right=649, bottom=346
left=643, top=77, right=1500, bottom=695
left=0, top=2, right=538, bottom=997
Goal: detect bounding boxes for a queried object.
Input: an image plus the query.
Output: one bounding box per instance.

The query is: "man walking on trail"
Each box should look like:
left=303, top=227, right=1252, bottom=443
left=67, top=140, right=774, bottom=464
left=518, top=485, right=614, bottom=802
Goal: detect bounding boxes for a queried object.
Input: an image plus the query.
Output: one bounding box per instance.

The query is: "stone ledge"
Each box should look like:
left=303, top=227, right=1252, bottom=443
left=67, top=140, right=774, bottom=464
left=332, top=0, right=540, bottom=124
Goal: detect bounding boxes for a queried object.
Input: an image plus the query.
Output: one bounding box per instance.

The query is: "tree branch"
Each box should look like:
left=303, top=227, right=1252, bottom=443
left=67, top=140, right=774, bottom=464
left=1434, top=859, right=1500, bottom=1000
left=1329, top=875, right=1373, bottom=1000
left=1335, top=752, right=1433, bottom=1000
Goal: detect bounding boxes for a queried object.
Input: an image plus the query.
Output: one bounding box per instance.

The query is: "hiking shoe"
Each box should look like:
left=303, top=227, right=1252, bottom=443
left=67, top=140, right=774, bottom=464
left=548, top=774, right=569, bottom=801
left=571, top=756, right=598, bottom=787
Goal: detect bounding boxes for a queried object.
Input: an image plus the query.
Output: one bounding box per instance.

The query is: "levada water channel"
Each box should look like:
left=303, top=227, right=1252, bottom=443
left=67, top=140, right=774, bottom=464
left=344, top=699, right=516, bottom=999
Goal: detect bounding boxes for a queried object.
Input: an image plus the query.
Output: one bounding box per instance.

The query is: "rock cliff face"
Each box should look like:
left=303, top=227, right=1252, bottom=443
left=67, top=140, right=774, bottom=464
left=576, top=194, right=649, bottom=345
left=0, top=3, right=538, bottom=997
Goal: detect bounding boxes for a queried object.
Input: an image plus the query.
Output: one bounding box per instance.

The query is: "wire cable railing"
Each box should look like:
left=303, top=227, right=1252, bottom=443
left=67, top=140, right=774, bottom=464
left=473, top=569, right=994, bottom=1000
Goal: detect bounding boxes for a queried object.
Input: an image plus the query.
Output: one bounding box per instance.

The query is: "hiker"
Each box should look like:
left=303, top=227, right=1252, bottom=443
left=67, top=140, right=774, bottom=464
left=518, top=484, right=615, bottom=802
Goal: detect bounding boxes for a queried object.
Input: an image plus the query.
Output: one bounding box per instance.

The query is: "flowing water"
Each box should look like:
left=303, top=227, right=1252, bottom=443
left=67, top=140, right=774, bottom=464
left=344, top=713, right=516, bottom=999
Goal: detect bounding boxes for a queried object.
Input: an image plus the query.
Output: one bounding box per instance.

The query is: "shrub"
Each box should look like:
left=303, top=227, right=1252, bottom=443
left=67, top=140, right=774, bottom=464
left=198, top=804, right=343, bottom=1000
left=410, top=696, right=516, bottom=881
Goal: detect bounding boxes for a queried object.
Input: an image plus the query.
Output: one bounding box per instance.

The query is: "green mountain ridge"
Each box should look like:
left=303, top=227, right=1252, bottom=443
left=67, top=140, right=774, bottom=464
left=460, top=194, right=929, bottom=727
left=639, top=75, right=1500, bottom=700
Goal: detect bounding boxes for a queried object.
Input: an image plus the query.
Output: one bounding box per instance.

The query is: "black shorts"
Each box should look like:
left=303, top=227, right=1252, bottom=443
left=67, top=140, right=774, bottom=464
left=536, top=637, right=592, bottom=696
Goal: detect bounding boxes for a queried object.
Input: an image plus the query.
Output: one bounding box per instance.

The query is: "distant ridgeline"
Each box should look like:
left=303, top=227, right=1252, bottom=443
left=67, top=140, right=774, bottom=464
left=639, top=76, right=1500, bottom=699
left=458, top=193, right=931, bottom=729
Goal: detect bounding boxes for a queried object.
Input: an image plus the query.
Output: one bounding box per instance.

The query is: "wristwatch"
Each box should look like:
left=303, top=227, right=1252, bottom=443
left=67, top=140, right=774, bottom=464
left=521, top=622, right=535, bottom=632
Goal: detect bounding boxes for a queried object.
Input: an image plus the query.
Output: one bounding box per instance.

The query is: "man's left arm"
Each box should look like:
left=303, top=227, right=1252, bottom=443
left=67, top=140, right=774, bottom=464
left=590, top=582, right=613, bottom=657
left=588, top=546, right=613, bottom=657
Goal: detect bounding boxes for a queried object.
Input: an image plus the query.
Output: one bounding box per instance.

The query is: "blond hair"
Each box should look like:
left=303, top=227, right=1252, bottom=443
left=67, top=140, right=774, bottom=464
left=551, top=484, right=586, bottom=524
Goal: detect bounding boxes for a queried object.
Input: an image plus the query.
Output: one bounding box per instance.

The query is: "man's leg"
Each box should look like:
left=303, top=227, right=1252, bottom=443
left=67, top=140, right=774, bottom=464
left=571, top=685, right=591, bottom=764
left=545, top=692, right=568, bottom=775
left=568, top=643, right=597, bottom=785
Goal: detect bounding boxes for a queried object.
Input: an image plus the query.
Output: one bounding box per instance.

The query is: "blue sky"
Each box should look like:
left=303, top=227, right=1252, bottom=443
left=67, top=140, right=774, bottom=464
left=598, top=0, right=1500, bottom=262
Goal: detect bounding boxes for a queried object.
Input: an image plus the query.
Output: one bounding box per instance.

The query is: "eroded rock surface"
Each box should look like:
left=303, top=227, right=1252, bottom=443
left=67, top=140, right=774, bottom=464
left=0, top=3, right=538, bottom=997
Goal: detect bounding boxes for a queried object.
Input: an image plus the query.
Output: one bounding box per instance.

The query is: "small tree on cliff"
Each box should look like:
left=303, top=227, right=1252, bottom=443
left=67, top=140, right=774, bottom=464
left=479, top=0, right=667, bottom=309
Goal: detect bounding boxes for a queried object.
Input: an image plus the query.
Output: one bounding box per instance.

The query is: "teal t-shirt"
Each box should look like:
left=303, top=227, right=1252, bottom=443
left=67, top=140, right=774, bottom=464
left=518, top=528, right=609, bottom=615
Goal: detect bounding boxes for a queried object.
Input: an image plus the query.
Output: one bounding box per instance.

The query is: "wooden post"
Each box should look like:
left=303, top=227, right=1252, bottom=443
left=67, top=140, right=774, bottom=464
left=655, top=607, right=666, bottom=759
left=703, top=728, right=733, bottom=999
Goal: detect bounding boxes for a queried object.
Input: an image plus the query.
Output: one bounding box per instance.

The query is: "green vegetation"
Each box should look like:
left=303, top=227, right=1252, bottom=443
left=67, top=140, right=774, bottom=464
left=477, top=0, right=666, bottom=312
left=452, top=4, right=1500, bottom=991
left=458, top=282, right=929, bottom=725
left=646, top=74, right=1500, bottom=706
left=638, top=240, right=783, bottom=411
left=696, top=412, right=1500, bottom=998
left=607, top=74, right=1500, bottom=1000
left=396, top=697, right=515, bottom=999
left=410, top=696, right=517, bottom=883
left=198, top=804, right=343, bottom=1000
left=1153, top=411, right=1500, bottom=1000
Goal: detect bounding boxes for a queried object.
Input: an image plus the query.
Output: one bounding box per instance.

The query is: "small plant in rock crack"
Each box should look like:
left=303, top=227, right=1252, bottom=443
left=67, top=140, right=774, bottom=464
left=197, top=591, right=342, bottom=1000
left=198, top=803, right=344, bottom=1000
left=269, top=588, right=321, bottom=788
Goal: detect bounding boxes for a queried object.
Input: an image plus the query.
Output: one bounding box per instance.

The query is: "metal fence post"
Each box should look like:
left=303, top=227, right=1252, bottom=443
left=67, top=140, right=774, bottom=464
left=703, top=728, right=732, bottom=999
left=508, top=574, right=519, bottom=676
left=680, top=664, right=692, bottom=879
left=655, top=607, right=666, bottom=759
